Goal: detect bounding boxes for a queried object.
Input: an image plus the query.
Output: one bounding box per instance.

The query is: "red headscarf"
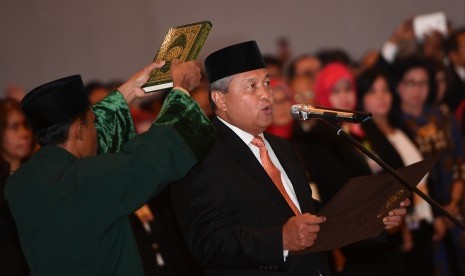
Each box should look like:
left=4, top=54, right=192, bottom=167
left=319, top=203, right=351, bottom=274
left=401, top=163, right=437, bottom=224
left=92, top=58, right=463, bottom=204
left=314, top=62, right=356, bottom=108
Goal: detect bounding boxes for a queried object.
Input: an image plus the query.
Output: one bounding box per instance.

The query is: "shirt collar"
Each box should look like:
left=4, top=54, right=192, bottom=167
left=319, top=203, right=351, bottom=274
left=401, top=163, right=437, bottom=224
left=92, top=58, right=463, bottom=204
left=216, top=116, right=264, bottom=145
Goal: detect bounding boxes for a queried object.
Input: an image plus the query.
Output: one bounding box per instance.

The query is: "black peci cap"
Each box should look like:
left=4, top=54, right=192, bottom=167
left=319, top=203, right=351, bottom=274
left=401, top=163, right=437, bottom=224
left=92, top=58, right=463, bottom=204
left=205, top=40, right=266, bottom=83
left=21, top=75, right=90, bottom=130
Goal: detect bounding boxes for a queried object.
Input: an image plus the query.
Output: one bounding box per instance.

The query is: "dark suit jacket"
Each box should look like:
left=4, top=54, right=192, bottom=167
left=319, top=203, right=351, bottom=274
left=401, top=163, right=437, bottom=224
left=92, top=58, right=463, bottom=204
left=443, top=65, right=465, bottom=112
left=172, top=118, right=329, bottom=276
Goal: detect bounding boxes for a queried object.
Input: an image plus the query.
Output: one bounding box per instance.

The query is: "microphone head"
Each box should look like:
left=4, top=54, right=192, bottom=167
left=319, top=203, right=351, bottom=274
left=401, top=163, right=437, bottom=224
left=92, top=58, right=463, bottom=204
left=290, top=104, right=311, bottom=120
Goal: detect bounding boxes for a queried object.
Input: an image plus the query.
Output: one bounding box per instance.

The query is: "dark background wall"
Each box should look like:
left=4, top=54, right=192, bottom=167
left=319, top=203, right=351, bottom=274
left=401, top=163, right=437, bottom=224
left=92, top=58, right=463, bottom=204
left=1, top=0, right=464, bottom=91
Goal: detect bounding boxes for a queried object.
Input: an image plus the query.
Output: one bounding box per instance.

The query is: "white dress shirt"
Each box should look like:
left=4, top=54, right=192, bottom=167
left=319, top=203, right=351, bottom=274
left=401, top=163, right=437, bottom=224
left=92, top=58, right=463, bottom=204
left=217, top=117, right=300, bottom=260
left=217, top=117, right=302, bottom=212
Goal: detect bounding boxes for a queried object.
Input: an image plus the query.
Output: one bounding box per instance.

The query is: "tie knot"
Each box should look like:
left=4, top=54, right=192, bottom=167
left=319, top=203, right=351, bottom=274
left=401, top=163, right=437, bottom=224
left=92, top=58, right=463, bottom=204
left=251, top=136, right=265, bottom=148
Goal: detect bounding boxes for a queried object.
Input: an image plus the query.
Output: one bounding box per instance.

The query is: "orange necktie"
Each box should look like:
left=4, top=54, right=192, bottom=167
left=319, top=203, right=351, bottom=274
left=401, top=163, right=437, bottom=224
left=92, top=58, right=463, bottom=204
left=251, top=136, right=301, bottom=215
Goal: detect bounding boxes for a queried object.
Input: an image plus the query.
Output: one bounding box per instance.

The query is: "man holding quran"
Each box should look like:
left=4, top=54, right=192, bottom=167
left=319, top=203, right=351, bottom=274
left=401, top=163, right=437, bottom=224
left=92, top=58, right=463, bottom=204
left=171, top=41, right=410, bottom=276
left=5, top=59, right=214, bottom=276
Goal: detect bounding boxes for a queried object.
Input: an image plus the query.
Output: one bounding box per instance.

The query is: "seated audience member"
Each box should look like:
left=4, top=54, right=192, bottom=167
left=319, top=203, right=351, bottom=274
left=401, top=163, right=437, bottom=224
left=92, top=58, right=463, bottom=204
left=395, top=56, right=465, bottom=276
left=263, top=55, right=284, bottom=80
left=296, top=62, right=371, bottom=205
left=3, top=84, right=26, bottom=102
left=85, top=81, right=110, bottom=105
left=357, top=68, right=442, bottom=276
left=277, top=37, right=291, bottom=65
left=0, top=98, right=33, bottom=276
left=295, top=62, right=406, bottom=275
left=290, top=75, right=315, bottom=106
left=355, top=50, right=380, bottom=76
left=286, top=54, right=321, bottom=84
left=443, top=27, right=465, bottom=112
left=266, top=79, right=294, bottom=139
left=316, top=49, right=353, bottom=68
left=421, top=31, right=447, bottom=63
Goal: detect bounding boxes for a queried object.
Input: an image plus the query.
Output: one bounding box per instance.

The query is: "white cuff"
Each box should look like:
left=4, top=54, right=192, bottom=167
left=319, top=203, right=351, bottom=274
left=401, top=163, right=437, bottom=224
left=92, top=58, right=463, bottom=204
left=173, top=87, right=190, bottom=96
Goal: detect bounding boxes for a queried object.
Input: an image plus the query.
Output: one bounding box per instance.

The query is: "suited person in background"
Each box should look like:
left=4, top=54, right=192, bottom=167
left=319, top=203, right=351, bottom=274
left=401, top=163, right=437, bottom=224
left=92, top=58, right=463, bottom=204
left=171, top=41, right=409, bottom=276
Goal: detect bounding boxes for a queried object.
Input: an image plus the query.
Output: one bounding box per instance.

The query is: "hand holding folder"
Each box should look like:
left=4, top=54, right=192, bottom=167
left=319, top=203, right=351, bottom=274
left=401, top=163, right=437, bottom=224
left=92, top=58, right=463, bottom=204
left=301, top=157, right=439, bottom=253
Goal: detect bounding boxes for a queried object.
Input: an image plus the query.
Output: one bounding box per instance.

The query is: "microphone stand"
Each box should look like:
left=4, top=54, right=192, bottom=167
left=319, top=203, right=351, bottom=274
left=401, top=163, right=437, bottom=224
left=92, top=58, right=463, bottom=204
left=326, top=121, right=465, bottom=231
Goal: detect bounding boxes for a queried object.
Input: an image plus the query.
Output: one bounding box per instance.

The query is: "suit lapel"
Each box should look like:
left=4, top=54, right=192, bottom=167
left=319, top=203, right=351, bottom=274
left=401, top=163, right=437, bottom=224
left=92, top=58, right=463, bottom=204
left=214, top=119, right=295, bottom=217
left=265, top=134, right=315, bottom=214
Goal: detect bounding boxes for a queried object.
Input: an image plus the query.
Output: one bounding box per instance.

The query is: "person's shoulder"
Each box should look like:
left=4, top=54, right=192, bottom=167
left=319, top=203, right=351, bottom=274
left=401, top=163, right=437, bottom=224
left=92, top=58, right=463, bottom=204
left=4, top=161, right=35, bottom=197
left=425, top=104, right=451, bottom=119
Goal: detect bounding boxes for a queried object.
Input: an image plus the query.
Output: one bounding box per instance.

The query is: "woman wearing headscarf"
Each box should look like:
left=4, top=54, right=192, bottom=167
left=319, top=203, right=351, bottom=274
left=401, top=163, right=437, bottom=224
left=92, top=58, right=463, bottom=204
left=292, top=62, right=399, bottom=276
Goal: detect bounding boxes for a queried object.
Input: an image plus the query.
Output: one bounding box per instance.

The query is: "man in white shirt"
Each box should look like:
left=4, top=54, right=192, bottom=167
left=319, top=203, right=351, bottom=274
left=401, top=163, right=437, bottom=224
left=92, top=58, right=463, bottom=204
left=171, top=41, right=408, bottom=276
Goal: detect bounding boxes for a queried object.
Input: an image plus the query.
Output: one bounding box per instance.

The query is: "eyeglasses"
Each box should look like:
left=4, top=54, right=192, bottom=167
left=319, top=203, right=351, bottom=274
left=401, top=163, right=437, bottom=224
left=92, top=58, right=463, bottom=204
left=294, top=90, right=314, bottom=104
left=402, top=79, right=428, bottom=88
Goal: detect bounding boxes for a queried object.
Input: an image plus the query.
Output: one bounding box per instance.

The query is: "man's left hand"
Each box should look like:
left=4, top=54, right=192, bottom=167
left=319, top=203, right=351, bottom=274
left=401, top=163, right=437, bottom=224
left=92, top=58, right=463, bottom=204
left=383, top=198, right=410, bottom=229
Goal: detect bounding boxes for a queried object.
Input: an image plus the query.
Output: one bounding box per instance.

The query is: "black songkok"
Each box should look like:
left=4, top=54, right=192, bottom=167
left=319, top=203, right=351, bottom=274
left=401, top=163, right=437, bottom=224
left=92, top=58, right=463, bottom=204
left=21, top=75, right=90, bottom=130
left=205, top=40, right=266, bottom=83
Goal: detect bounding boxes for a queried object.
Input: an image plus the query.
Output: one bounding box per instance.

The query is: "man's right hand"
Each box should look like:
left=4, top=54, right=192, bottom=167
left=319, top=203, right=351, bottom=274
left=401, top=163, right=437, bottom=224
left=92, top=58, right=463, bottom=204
left=389, top=19, right=415, bottom=44
left=170, top=59, right=201, bottom=92
left=282, top=213, right=326, bottom=251
left=118, top=61, right=166, bottom=104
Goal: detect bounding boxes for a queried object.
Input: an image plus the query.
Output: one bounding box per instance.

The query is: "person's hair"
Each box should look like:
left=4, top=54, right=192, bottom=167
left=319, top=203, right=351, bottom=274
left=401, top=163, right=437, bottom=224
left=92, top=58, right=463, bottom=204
left=395, top=55, right=437, bottom=105
left=316, top=49, right=352, bottom=67
left=35, top=107, right=90, bottom=146
left=263, top=55, right=283, bottom=69
left=286, top=54, right=316, bottom=81
left=0, top=98, right=23, bottom=150
left=85, top=81, right=106, bottom=95
left=209, top=75, right=234, bottom=110
left=446, top=27, right=465, bottom=54
left=356, top=68, right=402, bottom=127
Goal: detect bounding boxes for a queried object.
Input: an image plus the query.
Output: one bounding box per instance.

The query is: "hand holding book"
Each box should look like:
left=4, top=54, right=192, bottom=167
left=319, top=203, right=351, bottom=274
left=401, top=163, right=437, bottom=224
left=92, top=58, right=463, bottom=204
left=117, top=61, right=166, bottom=103
left=143, top=21, right=212, bottom=93
left=170, top=59, right=202, bottom=92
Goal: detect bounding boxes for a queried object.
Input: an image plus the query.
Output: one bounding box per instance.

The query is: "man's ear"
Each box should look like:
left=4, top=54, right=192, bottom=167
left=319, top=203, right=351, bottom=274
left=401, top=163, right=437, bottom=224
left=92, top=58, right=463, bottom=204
left=72, top=119, right=84, bottom=141
left=211, top=91, right=227, bottom=112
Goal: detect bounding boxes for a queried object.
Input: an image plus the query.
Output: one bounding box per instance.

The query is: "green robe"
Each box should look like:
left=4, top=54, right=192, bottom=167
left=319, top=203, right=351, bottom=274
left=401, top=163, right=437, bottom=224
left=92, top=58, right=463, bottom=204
left=5, top=89, right=214, bottom=276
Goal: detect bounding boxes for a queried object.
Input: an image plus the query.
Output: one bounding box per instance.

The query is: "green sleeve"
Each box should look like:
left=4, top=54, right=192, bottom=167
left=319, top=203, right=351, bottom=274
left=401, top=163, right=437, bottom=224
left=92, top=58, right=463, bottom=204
left=155, top=88, right=214, bottom=160
left=76, top=88, right=215, bottom=220
left=92, top=91, right=136, bottom=154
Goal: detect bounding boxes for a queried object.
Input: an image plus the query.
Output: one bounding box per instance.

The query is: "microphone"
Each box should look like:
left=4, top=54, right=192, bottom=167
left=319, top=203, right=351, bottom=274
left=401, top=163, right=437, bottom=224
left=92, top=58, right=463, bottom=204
left=290, top=104, right=371, bottom=123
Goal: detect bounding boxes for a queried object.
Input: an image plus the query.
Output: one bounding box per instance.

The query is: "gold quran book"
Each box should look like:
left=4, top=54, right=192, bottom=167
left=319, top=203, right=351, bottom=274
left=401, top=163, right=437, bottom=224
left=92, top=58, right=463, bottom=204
left=142, top=20, right=212, bottom=93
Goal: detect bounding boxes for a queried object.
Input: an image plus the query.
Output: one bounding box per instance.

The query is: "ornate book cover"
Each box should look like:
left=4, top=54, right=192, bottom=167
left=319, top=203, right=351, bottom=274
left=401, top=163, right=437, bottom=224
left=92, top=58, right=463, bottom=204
left=142, top=20, right=212, bottom=93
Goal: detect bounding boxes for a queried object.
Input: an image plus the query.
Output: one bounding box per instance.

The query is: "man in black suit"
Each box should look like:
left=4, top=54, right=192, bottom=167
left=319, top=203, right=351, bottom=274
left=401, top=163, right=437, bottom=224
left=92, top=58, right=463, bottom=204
left=171, top=41, right=408, bottom=276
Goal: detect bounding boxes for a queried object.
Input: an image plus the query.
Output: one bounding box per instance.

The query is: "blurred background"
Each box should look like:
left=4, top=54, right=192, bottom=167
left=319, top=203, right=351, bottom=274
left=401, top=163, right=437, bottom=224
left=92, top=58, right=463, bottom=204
left=1, top=0, right=464, bottom=92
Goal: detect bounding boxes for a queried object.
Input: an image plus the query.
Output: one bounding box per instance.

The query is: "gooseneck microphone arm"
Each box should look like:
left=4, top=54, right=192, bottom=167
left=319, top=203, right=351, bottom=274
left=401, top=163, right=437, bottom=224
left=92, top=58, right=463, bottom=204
left=290, top=104, right=372, bottom=124
left=326, top=122, right=465, bottom=231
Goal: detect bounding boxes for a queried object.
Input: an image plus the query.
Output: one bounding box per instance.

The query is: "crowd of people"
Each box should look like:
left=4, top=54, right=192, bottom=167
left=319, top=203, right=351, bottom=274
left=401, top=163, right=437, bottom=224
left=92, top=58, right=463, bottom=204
left=0, top=18, right=464, bottom=276
left=263, top=21, right=465, bottom=276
